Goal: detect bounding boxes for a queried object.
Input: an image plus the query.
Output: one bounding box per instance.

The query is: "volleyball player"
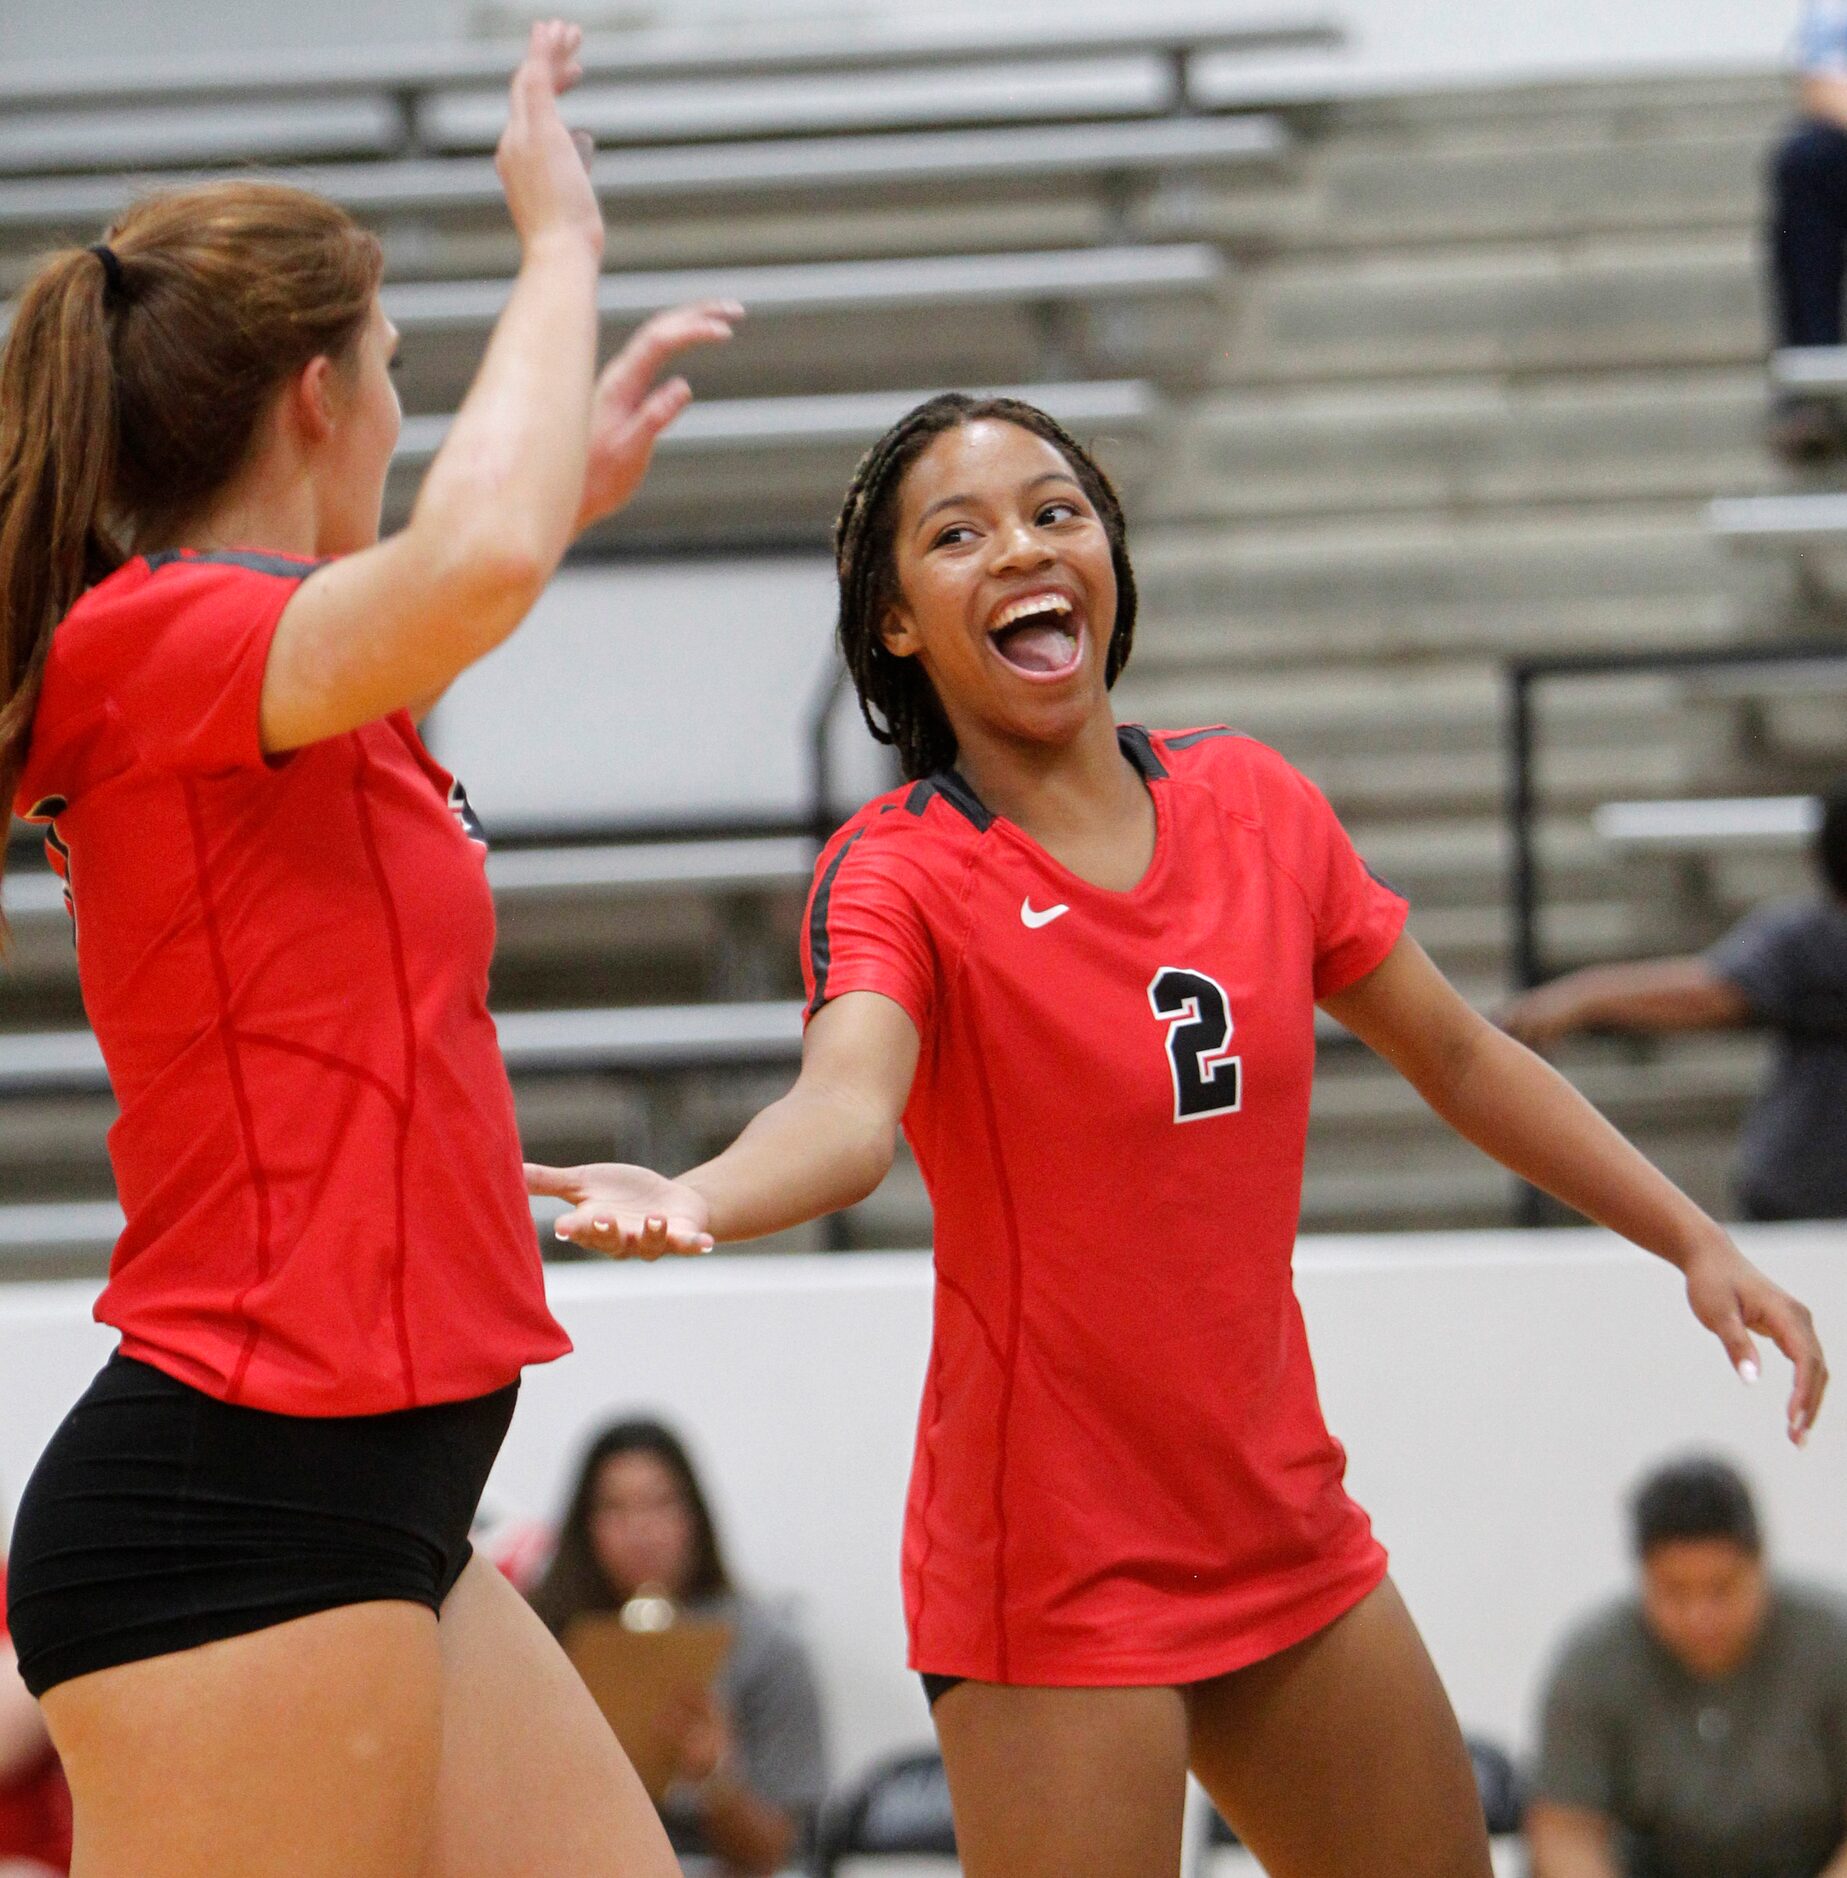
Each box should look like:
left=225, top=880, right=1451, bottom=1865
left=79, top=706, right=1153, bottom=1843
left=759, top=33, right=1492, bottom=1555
left=0, top=24, right=729, bottom=1878
left=528, top=394, right=1830, bottom=1878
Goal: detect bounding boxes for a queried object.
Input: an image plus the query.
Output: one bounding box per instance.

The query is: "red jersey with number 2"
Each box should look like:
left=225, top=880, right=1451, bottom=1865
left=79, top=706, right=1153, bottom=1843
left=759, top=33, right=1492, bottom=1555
left=801, top=726, right=1409, bottom=1685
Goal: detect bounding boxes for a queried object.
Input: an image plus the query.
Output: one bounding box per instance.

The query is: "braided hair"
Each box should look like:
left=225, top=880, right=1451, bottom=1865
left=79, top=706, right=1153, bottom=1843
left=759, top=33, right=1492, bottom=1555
left=832, top=393, right=1139, bottom=781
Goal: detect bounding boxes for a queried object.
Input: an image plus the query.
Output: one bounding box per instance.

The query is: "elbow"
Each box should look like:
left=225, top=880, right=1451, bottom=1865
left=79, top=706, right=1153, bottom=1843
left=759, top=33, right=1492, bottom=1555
left=409, top=477, right=562, bottom=636
left=439, top=528, right=552, bottom=624
left=846, top=1120, right=898, bottom=1208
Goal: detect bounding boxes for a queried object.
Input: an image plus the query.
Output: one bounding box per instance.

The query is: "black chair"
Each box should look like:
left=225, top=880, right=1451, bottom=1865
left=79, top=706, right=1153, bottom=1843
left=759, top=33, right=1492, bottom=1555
left=1208, top=1733, right=1526, bottom=1847
left=812, top=1747, right=958, bottom=1877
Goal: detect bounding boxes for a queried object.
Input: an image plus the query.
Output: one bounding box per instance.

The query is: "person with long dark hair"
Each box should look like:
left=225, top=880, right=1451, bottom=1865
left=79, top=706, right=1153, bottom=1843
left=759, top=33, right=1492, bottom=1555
left=0, top=23, right=729, bottom=1876
left=528, top=392, right=1828, bottom=1878
left=529, top=1419, right=827, bottom=1877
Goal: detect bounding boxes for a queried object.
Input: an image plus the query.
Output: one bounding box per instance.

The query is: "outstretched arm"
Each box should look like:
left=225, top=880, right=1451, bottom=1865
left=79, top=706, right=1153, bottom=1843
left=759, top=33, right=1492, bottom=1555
left=1501, top=957, right=1749, bottom=1051
left=525, top=991, right=920, bottom=1255
left=1321, top=936, right=1827, bottom=1442
left=259, top=26, right=739, bottom=755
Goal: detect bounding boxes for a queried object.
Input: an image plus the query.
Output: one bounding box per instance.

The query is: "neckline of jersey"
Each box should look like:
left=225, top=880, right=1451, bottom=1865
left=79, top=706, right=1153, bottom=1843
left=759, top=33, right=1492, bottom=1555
left=947, top=726, right=1172, bottom=903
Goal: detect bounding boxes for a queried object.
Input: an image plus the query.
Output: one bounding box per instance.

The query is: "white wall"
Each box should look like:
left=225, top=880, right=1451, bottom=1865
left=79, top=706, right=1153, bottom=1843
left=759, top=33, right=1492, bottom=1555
left=5, top=0, right=1799, bottom=89
left=4, top=1223, right=1844, bottom=1785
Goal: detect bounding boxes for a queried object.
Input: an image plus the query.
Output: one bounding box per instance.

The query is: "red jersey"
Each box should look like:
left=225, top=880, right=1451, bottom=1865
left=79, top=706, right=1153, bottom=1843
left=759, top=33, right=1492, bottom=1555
left=15, top=551, right=570, bottom=1416
left=0, top=1564, right=71, bottom=1872
left=802, top=726, right=1409, bottom=1684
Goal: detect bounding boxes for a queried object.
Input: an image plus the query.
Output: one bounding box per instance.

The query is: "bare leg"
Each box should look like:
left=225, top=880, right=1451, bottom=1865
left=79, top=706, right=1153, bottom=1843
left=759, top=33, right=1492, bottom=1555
left=422, top=1554, right=680, bottom=1878
left=1185, top=1578, right=1493, bottom=1878
left=43, top=1602, right=443, bottom=1878
left=932, top=1681, right=1188, bottom=1878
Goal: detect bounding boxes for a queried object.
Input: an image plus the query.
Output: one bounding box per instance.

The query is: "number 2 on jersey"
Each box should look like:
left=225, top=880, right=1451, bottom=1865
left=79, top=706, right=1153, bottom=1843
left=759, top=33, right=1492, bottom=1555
left=1147, top=967, right=1242, bottom=1122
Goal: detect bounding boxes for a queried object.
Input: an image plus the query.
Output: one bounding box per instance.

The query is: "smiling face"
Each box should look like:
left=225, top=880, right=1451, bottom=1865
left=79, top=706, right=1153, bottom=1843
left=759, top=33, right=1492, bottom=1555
left=880, top=418, right=1120, bottom=760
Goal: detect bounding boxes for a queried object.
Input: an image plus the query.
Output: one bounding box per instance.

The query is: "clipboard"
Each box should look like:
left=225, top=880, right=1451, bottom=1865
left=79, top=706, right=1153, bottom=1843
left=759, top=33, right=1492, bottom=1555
left=562, top=1611, right=734, bottom=1800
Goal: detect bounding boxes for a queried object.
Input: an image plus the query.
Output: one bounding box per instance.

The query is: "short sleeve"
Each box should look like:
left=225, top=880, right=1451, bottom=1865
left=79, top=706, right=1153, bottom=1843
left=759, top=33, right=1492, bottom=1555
left=96, top=556, right=309, bottom=777
left=1254, top=754, right=1408, bottom=998
left=1534, top=1630, right=1623, bottom=1815
left=1706, top=905, right=1809, bottom=1026
left=801, top=822, right=938, bottom=1036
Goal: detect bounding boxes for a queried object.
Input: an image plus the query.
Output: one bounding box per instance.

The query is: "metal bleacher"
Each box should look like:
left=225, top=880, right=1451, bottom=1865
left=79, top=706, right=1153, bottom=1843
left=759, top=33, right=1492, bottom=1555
left=0, top=10, right=1348, bottom=1274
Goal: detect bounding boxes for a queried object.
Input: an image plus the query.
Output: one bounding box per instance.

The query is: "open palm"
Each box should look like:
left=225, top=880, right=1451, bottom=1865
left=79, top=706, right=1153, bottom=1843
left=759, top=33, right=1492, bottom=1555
left=574, top=300, right=743, bottom=531
left=524, top=1159, right=713, bottom=1259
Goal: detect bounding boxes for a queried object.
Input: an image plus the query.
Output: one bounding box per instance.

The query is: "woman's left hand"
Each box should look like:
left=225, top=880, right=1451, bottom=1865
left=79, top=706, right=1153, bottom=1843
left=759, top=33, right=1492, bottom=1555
left=574, top=300, right=744, bottom=532
left=1681, top=1234, right=1828, bottom=1445
left=674, top=1689, right=733, bottom=1786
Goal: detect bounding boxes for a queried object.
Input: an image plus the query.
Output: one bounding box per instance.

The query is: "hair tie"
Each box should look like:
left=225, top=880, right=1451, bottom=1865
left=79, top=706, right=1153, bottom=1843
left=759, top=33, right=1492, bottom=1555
left=87, top=242, right=126, bottom=305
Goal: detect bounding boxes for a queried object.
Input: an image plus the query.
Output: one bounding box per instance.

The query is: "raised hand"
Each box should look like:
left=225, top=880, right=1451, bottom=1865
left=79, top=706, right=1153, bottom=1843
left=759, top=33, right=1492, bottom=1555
left=524, top=1160, right=714, bottom=1260
left=496, top=20, right=603, bottom=257
left=1681, top=1233, right=1829, bottom=1445
left=574, top=300, right=745, bottom=531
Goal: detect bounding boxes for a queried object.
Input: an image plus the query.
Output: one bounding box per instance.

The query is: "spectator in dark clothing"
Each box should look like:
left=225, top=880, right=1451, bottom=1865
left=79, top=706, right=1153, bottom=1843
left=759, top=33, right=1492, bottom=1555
left=1767, top=5, right=1847, bottom=458
left=1528, top=1456, right=1847, bottom=1878
left=1503, top=780, right=1847, bottom=1221
left=528, top=1419, right=827, bottom=1878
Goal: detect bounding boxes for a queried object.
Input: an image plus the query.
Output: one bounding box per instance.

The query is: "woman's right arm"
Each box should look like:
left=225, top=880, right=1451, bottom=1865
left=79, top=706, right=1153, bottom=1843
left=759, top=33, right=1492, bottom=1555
left=259, top=23, right=734, bottom=755
left=524, top=991, right=921, bottom=1254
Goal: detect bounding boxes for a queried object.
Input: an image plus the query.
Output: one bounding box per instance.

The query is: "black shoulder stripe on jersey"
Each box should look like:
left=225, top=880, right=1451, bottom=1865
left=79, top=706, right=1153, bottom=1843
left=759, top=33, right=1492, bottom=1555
left=806, top=826, right=869, bottom=1016
left=1117, top=724, right=1169, bottom=780
left=916, top=769, right=994, bottom=832
left=1163, top=725, right=1246, bottom=753
left=143, top=549, right=321, bottom=581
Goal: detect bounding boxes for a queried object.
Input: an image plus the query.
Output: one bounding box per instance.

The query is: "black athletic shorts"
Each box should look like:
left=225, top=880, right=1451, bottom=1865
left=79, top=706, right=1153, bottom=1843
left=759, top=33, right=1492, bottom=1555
left=6, top=1352, right=517, bottom=1698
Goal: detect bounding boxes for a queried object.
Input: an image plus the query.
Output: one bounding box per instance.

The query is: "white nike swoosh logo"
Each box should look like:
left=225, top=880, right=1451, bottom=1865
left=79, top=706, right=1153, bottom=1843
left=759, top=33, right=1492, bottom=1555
left=1021, top=898, right=1070, bottom=929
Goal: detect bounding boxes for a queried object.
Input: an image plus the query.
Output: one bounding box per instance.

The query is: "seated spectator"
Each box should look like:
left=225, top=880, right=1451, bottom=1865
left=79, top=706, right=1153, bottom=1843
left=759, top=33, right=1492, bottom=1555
left=1529, top=1456, right=1847, bottom=1878
left=0, top=1542, right=71, bottom=1878
left=1503, top=780, right=1847, bottom=1221
left=528, top=1419, right=826, bottom=1878
left=1768, top=3, right=1847, bottom=457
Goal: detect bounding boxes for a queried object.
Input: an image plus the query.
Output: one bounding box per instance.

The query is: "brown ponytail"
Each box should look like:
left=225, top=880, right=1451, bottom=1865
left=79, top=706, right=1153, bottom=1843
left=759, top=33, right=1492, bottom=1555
left=0, top=180, right=383, bottom=927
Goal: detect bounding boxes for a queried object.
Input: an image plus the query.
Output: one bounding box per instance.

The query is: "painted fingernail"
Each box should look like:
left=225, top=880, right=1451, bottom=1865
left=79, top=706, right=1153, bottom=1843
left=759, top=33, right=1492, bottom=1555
left=1739, top=1357, right=1760, bottom=1384
left=593, top=1217, right=611, bottom=1232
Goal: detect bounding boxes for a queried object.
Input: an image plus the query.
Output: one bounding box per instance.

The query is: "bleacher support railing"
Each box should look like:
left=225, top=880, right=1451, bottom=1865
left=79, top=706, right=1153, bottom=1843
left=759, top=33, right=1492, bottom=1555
left=0, top=12, right=1341, bottom=144
left=1504, top=639, right=1847, bottom=1223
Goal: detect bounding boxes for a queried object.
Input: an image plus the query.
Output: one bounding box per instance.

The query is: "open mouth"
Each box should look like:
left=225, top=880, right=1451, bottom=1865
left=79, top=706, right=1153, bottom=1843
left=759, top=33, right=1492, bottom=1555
left=988, top=590, right=1083, bottom=678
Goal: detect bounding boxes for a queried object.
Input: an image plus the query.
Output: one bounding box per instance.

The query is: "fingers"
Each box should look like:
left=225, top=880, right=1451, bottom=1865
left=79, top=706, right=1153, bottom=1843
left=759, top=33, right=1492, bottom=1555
left=630, top=376, right=693, bottom=444
left=1747, top=1289, right=1829, bottom=1445
left=1708, top=1301, right=1763, bottom=1387
left=519, top=19, right=584, bottom=100
left=602, top=301, right=744, bottom=407
left=523, top=1161, right=586, bottom=1202
left=552, top=1207, right=714, bottom=1260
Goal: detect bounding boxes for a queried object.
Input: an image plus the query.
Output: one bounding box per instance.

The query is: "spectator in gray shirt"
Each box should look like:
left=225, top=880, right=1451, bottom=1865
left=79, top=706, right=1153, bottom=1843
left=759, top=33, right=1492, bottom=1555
left=1503, top=780, right=1847, bottom=1220
left=529, top=1418, right=827, bottom=1877
left=1528, top=1456, right=1847, bottom=1878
